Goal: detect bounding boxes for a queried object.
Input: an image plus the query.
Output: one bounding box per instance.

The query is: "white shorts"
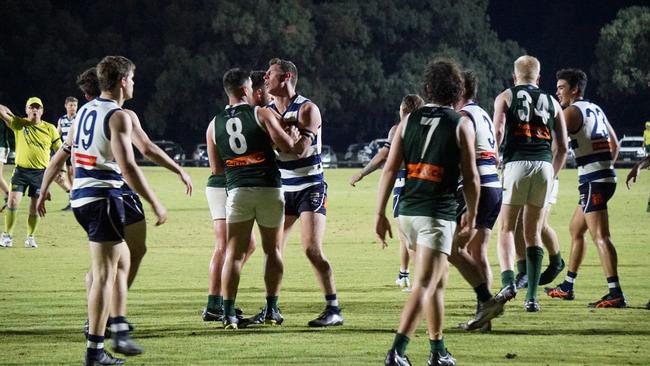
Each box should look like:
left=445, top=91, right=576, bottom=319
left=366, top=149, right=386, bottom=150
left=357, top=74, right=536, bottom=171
left=206, top=187, right=227, bottom=220
left=0, top=147, right=9, bottom=164
left=226, top=187, right=285, bottom=228
left=398, top=216, right=456, bottom=255
left=546, top=178, right=559, bottom=206
left=502, top=160, right=553, bottom=207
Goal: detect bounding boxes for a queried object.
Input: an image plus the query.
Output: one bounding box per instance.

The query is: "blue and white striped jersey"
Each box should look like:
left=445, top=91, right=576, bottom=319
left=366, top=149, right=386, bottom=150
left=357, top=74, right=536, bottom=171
left=569, top=100, right=616, bottom=185
left=461, top=103, right=500, bottom=188
left=269, top=95, right=324, bottom=192
left=58, top=114, right=75, bottom=142
left=70, top=98, right=124, bottom=208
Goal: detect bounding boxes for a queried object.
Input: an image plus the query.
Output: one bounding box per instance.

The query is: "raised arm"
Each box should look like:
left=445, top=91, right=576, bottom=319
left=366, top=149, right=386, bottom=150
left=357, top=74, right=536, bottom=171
left=124, top=109, right=192, bottom=196
left=110, top=110, right=167, bottom=225
left=458, top=117, right=479, bottom=230
left=0, top=105, right=15, bottom=126
left=292, top=102, right=321, bottom=157
left=258, top=107, right=295, bottom=152
left=374, top=121, right=405, bottom=248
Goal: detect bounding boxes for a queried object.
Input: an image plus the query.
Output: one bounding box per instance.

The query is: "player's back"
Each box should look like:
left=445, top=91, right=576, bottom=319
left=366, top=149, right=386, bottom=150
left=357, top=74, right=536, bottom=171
left=70, top=98, right=124, bottom=208
left=503, top=85, right=556, bottom=164
left=400, top=104, right=462, bottom=221
left=569, top=100, right=616, bottom=184
left=461, top=103, right=500, bottom=188
left=58, top=114, right=74, bottom=142
left=214, top=103, right=280, bottom=189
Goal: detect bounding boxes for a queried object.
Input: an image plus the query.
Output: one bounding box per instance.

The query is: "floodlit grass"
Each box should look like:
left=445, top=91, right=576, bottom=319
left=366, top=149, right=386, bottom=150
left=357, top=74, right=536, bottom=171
left=1, top=166, right=649, bottom=365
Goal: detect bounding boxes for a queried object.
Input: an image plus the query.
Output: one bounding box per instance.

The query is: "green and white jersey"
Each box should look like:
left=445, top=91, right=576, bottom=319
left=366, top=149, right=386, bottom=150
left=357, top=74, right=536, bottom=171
left=213, top=103, right=281, bottom=190
left=502, top=84, right=556, bottom=164
left=399, top=104, right=462, bottom=221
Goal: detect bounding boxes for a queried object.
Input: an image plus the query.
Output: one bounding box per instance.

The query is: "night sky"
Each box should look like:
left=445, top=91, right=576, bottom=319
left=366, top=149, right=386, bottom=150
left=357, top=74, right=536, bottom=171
left=487, top=0, right=650, bottom=134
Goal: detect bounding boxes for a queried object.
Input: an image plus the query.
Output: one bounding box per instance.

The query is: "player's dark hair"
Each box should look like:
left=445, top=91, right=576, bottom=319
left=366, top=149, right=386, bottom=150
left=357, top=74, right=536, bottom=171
left=76, top=67, right=100, bottom=98
left=269, top=58, right=298, bottom=87
left=462, top=70, right=478, bottom=100
left=401, top=94, right=424, bottom=114
left=97, top=56, right=135, bottom=92
left=556, top=68, right=588, bottom=97
left=250, top=70, right=266, bottom=90
left=223, top=68, right=250, bottom=96
left=422, top=58, right=464, bottom=106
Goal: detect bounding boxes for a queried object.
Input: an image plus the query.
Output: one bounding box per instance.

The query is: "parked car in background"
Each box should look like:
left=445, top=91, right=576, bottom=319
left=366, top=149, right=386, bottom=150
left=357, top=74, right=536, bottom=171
left=321, top=145, right=338, bottom=168
left=341, top=143, right=365, bottom=167
left=143, top=140, right=186, bottom=166
left=618, top=136, right=645, bottom=165
left=358, top=138, right=388, bottom=166
left=192, top=143, right=209, bottom=167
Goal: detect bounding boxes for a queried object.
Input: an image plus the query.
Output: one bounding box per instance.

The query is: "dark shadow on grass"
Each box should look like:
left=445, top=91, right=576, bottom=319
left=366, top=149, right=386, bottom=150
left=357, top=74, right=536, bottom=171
left=444, top=327, right=650, bottom=336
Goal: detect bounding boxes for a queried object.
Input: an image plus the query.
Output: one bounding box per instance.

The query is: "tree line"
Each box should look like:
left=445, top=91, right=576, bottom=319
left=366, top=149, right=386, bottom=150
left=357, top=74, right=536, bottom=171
left=0, top=1, right=647, bottom=152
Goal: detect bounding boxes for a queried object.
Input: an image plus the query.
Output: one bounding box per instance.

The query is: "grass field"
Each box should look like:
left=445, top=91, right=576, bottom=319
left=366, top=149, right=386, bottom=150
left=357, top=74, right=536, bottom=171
left=1, top=166, right=649, bottom=365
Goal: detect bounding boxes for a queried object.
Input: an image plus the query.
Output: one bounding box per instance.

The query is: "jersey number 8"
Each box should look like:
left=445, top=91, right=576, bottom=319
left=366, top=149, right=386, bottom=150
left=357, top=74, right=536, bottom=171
left=226, top=117, right=248, bottom=154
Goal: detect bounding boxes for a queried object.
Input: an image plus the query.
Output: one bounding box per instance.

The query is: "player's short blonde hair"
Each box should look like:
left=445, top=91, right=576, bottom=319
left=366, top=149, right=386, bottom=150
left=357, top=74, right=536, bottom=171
left=514, top=55, right=540, bottom=84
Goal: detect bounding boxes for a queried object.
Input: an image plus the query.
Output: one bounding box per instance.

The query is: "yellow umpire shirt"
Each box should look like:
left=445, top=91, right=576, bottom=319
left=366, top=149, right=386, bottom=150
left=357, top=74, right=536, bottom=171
left=9, top=117, right=62, bottom=169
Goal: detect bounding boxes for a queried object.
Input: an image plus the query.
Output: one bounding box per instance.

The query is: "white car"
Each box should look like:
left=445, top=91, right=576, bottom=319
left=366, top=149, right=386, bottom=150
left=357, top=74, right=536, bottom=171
left=321, top=145, right=338, bottom=168
left=618, top=136, right=645, bottom=162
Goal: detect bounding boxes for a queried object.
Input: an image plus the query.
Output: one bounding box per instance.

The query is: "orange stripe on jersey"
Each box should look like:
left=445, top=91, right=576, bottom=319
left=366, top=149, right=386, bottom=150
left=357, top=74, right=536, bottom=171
left=514, top=124, right=551, bottom=140
left=592, top=140, right=610, bottom=151
left=479, top=151, right=496, bottom=159
left=74, top=152, right=97, bottom=167
left=407, top=163, right=444, bottom=183
left=225, top=152, right=267, bottom=167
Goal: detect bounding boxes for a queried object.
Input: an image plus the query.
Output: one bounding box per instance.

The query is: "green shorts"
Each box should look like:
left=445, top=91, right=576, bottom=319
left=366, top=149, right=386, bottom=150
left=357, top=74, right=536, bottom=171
left=11, top=166, right=45, bottom=197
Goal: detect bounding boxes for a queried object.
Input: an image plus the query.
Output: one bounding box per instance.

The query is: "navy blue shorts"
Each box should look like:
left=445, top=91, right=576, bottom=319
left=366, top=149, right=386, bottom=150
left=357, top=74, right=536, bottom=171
left=579, top=182, right=616, bottom=213
left=73, top=196, right=125, bottom=242
left=284, top=182, right=327, bottom=216
left=123, top=193, right=145, bottom=225
left=392, top=186, right=402, bottom=218
left=456, top=186, right=503, bottom=230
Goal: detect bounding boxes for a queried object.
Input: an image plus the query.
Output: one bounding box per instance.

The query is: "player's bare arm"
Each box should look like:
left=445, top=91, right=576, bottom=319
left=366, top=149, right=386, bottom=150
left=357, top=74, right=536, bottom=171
left=458, top=116, right=479, bottom=230
left=125, top=109, right=192, bottom=196
left=37, top=124, right=76, bottom=217
left=206, top=121, right=225, bottom=176
left=374, top=121, right=405, bottom=248
left=606, top=120, right=620, bottom=162
left=493, top=89, right=511, bottom=164
left=291, top=102, right=320, bottom=157
left=258, top=107, right=295, bottom=152
left=626, top=155, right=650, bottom=189
left=551, top=99, right=569, bottom=177
left=110, top=110, right=167, bottom=225
left=0, top=105, right=16, bottom=125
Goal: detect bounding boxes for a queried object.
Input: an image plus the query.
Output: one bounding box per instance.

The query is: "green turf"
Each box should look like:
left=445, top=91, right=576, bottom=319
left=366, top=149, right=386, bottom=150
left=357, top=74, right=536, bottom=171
left=1, top=166, right=649, bottom=365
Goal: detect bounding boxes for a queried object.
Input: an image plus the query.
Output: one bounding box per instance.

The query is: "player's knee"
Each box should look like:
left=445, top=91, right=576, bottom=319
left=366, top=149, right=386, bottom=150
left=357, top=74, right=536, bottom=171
left=304, top=246, right=326, bottom=264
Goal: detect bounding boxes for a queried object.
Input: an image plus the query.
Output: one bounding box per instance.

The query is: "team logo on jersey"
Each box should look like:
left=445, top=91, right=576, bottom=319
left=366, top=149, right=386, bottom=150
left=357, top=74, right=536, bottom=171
left=407, top=163, right=444, bottom=183
left=225, top=151, right=267, bottom=167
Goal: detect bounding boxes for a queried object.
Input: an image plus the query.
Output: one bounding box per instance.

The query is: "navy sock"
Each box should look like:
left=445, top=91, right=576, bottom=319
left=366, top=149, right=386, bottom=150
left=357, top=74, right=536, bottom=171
left=86, top=334, right=105, bottom=359
left=607, top=276, right=623, bottom=296
left=109, top=316, right=129, bottom=338
left=561, top=271, right=577, bottom=291
left=325, top=293, right=339, bottom=309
